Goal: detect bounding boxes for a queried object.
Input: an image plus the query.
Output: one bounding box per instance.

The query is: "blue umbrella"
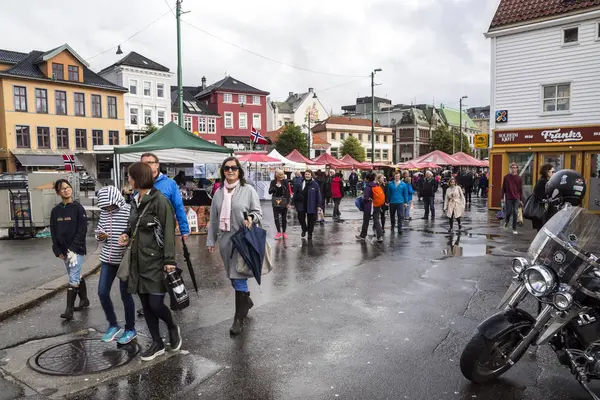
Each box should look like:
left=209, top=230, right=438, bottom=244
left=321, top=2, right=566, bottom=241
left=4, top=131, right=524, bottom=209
left=230, top=221, right=267, bottom=285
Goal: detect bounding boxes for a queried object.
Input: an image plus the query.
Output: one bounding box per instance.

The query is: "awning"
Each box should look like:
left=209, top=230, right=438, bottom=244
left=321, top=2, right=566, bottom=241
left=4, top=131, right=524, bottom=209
left=13, top=154, right=83, bottom=167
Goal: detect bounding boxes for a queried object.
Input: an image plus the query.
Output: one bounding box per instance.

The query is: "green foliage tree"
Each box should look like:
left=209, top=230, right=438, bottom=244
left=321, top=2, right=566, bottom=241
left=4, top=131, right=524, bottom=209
left=146, top=123, right=159, bottom=135
left=275, top=124, right=308, bottom=157
left=430, top=125, right=472, bottom=156
left=340, top=136, right=366, bottom=162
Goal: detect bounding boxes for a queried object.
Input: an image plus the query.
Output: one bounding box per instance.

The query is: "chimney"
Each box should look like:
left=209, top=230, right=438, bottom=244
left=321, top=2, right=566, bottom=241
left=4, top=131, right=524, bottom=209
left=308, top=87, right=314, bottom=93
left=201, top=76, right=207, bottom=90
left=289, top=92, right=294, bottom=97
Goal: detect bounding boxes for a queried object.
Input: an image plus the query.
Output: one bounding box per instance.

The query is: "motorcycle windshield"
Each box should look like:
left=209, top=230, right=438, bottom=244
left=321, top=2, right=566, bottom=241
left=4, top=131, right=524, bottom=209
left=528, top=206, right=600, bottom=278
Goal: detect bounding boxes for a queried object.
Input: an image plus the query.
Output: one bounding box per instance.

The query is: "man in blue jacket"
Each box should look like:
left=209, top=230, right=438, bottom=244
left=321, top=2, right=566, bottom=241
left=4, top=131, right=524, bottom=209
left=387, top=171, right=409, bottom=234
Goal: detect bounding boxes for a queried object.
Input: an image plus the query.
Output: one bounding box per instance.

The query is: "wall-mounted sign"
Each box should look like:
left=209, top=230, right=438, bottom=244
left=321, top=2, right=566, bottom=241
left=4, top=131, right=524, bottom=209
left=495, top=110, right=508, bottom=123
left=474, top=134, right=489, bottom=149
left=493, top=125, right=600, bottom=146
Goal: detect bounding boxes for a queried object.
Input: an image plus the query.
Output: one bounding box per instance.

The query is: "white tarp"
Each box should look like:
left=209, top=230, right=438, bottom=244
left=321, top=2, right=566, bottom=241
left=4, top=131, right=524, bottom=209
left=118, top=149, right=229, bottom=164
left=267, top=149, right=307, bottom=170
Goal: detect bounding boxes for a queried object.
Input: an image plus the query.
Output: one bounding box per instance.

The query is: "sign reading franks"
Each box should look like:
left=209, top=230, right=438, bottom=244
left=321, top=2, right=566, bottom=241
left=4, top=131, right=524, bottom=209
left=494, top=126, right=600, bottom=146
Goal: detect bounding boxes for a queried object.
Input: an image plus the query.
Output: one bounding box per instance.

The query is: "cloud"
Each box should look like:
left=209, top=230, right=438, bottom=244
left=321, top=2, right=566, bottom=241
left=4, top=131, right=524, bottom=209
left=1, top=0, right=499, bottom=112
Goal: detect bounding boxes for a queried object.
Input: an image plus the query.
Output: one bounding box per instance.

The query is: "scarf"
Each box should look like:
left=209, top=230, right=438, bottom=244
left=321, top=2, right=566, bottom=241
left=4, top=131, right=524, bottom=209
left=220, top=180, right=240, bottom=232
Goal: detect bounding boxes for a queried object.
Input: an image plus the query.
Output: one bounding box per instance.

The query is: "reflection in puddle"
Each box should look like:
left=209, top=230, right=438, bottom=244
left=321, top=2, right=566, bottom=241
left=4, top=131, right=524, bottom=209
left=441, top=233, right=496, bottom=258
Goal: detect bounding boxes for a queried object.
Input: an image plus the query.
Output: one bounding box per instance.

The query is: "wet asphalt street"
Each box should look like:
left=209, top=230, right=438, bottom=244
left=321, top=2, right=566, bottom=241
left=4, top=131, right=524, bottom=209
left=1, top=196, right=599, bottom=400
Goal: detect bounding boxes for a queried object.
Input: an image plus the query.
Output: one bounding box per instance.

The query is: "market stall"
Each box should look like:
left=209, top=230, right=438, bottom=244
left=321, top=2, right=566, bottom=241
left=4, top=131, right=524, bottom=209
left=237, top=153, right=283, bottom=200
left=267, top=149, right=307, bottom=171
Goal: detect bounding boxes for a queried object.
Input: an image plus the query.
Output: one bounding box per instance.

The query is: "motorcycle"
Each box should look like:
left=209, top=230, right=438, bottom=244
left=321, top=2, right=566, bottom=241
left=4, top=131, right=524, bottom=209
left=460, top=205, right=600, bottom=399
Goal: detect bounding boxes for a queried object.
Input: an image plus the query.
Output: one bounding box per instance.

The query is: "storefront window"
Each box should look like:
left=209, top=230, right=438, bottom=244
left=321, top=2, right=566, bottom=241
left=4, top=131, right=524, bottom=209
left=509, top=152, right=534, bottom=197
left=588, top=154, right=600, bottom=211
left=541, top=153, right=564, bottom=172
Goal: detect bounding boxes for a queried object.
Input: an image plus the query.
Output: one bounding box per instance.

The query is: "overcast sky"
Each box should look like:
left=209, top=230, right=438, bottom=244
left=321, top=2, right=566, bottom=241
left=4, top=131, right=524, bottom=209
left=2, top=0, right=500, bottom=114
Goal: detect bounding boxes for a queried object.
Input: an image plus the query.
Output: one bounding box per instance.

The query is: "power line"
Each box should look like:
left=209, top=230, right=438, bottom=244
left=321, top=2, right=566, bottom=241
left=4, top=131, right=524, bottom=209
left=180, top=19, right=367, bottom=78
left=317, top=77, right=368, bottom=93
left=86, top=8, right=174, bottom=62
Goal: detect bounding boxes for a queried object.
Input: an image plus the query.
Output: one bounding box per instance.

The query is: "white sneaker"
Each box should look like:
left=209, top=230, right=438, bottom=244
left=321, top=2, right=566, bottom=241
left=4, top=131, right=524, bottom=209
left=513, top=230, right=518, bottom=235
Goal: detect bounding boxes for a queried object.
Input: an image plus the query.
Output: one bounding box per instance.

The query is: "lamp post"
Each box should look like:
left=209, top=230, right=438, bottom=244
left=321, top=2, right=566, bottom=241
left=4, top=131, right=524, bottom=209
left=176, top=0, right=184, bottom=126
left=305, top=92, right=318, bottom=158
left=371, top=68, right=382, bottom=164
left=457, top=95, right=468, bottom=154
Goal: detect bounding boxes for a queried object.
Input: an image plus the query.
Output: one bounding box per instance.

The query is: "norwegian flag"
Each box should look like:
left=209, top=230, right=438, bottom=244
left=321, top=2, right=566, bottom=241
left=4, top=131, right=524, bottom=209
left=62, top=154, right=76, bottom=173
left=250, top=127, right=268, bottom=145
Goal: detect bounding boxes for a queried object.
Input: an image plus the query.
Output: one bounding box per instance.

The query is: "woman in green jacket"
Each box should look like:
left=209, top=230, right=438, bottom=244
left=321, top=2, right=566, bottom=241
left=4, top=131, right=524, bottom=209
left=118, top=162, right=181, bottom=362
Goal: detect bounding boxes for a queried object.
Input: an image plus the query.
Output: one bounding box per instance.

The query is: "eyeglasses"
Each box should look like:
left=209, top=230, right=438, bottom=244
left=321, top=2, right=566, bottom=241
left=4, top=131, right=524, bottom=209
left=223, top=166, right=239, bottom=172
left=59, top=187, right=72, bottom=192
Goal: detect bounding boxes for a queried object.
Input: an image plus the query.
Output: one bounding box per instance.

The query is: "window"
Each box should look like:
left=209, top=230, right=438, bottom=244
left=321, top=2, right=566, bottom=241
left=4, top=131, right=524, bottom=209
left=37, top=127, right=50, bottom=148
left=13, top=86, right=27, bottom=111
left=184, top=116, right=192, bottom=131
left=15, top=126, right=30, bottom=148
left=107, top=96, right=117, bottom=119
left=198, top=118, right=206, bottom=133
left=157, top=83, right=165, bottom=98
left=68, top=65, right=79, bottom=81
left=367, top=148, right=373, bottom=159
left=129, top=80, right=137, bottom=95
left=376, top=135, right=380, bottom=143
left=35, top=89, right=47, bottom=113
left=91, top=95, right=102, bottom=117
left=375, top=149, right=382, bottom=159
left=55, top=90, right=67, bottom=115
left=331, top=147, right=338, bottom=158
left=92, top=130, right=103, bottom=146
left=74, top=93, right=85, bottom=116
left=340, top=133, right=345, bottom=140
left=130, top=108, right=138, bottom=125
left=144, top=81, right=151, bottom=96
left=108, top=130, right=119, bottom=146
left=238, top=94, right=246, bottom=104
left=173, top=115, right=178, bottom=125
left=359, top=134, right=363, bottom=141
left=239, top=113, right=248, bottom=129
left=224, top=93, right=232, bottom=103
left=278, top=121, right=283, bottom=127
left=253, top=113, right=261, bottom=129
left=144, top=109, right=152, bottom=125
left=382, top=149, right=389, bottom=160
left=384, top=135, right=388, bottom=143
left=331, top=132, right=336, bottom=140
left=75, top=129, right=87, bottom=149
left=52, top=63, right=64, bottom=80
left=158, top=110, right=165, bottom=126
left=208, top=118, right=216, bottom=133
left=252, top=96, right=260, bottom=105
left=56, top=128, right=69, bottom=149
left=543, top=83, right=570, bottom=112
left=224, top=112, right=233, bottom=128
left=563, top=27, right=579, bottom=44
left=208, top=140, right=217, bottom=144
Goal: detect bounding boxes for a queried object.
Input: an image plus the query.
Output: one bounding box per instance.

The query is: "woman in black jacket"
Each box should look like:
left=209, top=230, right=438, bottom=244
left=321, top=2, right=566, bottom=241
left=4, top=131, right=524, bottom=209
left=531, top=163, right=555, bottom=232
left=269, top=169, right=291, bottom=240
left=50, top=179, right=89, bottom=321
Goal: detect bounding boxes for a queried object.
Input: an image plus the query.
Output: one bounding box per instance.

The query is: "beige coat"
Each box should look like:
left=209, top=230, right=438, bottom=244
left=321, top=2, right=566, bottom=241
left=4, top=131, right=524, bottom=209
left=444, top=185, right=465, bottom=218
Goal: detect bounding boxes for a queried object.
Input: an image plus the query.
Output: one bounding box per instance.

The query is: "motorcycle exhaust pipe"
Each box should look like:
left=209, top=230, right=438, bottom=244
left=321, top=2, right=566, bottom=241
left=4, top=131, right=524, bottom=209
left=507, top=305, right=554, bottom=365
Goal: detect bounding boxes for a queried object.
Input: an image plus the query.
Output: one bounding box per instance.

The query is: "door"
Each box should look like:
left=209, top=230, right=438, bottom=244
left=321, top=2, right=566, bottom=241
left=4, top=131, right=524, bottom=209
left=540, top=153, right=565, bottom=172
left=565, top=151, right=583, bottom=173
left=491, top=154, right=504, bottom=209
left=586, top=153, right=600, bottom=212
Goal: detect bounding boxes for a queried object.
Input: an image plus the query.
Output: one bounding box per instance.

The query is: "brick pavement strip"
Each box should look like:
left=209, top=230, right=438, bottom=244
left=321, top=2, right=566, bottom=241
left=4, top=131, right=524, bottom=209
left=0, top=247, right=101, bottom=322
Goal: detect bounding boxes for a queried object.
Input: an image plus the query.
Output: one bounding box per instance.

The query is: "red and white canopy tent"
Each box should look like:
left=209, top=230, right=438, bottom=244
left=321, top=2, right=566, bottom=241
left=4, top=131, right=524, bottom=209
left=411, top=150, right=462, bottom=166
left=286, top=149, right=319, bottom=165
left=236, top=153, right=281, bottom=163
left=340, top=154, right=370, bottom=169
left=312, top=153, right=352, bottom=169
left=451, top=152, right=487, bottom=167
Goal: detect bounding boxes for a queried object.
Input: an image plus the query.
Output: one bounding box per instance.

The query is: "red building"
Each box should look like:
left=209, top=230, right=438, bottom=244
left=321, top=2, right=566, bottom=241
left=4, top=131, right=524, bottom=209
left=194, top=76, right=270, bottom=149
left=170, top=86, right=220, bottom=143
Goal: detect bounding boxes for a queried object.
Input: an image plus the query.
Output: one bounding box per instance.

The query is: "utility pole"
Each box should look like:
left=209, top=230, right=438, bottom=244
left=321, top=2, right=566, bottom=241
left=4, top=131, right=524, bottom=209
left=176, top=0, right=184, bottom=127
left=371, top=68, right=382, bottom=165
left=458, top=95, right=468, bottom=154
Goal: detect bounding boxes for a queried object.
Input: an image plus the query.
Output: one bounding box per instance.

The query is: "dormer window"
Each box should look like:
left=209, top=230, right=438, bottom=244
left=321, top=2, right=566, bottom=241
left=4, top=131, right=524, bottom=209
left=563, top=27, right=579, bottom=44
left=68, top=65, right=79, bottom=81
left=52, top=63, right=64, bottom=80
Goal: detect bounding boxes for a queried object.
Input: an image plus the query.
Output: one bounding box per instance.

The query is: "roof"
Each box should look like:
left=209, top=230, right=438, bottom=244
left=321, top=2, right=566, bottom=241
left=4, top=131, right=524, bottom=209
left=412, top=150, right=462, bottom=166
left=489, top=0, right=600, bottom=30
left=195, top=76, right=269, bottom=99
left=35, top=44, right=89, bottom=67
left=0, top=49, right=28, bottom=65
left=114, top=121, right=231, bottom=154
left=99, top=51, right=170, bottom=74
left=312, top=134, right=331, bottom=149
left=312, top=116, right=384, bottom=133
left=273, top=91, right=312, bottom=114
left=0, top=47, right=127, bottom=92
left=286, top=149, right=317, bottom=165
left=171, top=89, right=219, bottom=116
left=438, top=105, right=477, bottom=130
left=467, top=106, right=491, bottom=120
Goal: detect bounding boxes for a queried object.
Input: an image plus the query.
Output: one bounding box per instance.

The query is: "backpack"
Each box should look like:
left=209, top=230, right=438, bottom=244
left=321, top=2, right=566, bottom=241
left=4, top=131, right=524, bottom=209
left=372, top=186, right=385, bottom=208
left=355, top=196, right=364, bottom=211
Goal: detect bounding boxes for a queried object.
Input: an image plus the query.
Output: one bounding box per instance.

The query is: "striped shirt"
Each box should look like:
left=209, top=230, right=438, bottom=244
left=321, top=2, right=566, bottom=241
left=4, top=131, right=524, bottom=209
left=95, top=186, right=131, bottom=265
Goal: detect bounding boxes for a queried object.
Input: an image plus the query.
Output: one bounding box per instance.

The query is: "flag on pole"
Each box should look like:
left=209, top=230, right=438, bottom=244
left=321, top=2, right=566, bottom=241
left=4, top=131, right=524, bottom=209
left=250, top=127, right=268, bottom=145
left=62, top=154, right=76, bottom=173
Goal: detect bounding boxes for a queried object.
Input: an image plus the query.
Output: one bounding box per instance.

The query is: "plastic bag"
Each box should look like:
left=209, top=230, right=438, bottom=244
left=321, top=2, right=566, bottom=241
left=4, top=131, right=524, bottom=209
left=517, top=206, right=524, bottom=226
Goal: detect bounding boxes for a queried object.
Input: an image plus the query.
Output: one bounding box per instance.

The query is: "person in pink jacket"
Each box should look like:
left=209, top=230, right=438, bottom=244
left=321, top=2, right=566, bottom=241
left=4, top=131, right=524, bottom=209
left=330, top=172, right=344, bottom=219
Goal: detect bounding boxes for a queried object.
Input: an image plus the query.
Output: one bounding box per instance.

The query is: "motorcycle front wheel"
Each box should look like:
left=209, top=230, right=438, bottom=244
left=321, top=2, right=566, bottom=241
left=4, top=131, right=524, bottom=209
left=460, top=325, right=531, bottom=383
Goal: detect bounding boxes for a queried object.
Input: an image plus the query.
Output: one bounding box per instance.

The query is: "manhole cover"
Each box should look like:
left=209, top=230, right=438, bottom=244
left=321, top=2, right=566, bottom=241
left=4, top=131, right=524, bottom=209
left=28, top=339, right=139, bottom=376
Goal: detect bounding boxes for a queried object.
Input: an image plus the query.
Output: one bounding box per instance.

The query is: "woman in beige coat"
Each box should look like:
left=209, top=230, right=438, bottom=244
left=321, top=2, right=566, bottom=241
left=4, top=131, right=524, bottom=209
left=443, top=177, right=465, bottom=232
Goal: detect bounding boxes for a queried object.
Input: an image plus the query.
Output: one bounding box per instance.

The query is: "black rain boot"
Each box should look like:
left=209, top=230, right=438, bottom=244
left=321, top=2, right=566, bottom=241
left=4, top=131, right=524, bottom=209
left=230, top=291, right=245, bottom=335
left=458, top=218, right=462, bottom=231
left=74, top=278, right=90, bottom=311
left=244, top=292, right=254, bottom=317
left=60, top=287, right=78, bottom=320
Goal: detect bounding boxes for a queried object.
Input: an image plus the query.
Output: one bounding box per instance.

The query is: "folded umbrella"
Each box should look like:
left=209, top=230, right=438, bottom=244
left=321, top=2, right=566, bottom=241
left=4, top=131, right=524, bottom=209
left=181, top=238, right=199, bottom=296
left=230, top=221, right=267, bottom=285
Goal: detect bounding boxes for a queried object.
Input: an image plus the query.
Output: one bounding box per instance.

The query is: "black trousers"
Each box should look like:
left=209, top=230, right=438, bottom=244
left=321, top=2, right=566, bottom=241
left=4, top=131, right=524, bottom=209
left=465, top=187, right=472, bottom=203
left=390, top=203, right=404, bottom=231
left=350, top=183, right=357, bottom=197
left=333, top=198, right=342, bottom=217
left=423, top=196, right=435, bottom=219
left=449, top=212, right=462, bottom=229
left=139, top=293, right=176, bottom=345
left=298, top=211, right=317, bottom=234
left=380, top=207, right=386, bottom=229
left=273, top=207, right=287, bottom=233
left=360, top=207, right=382, bottom=238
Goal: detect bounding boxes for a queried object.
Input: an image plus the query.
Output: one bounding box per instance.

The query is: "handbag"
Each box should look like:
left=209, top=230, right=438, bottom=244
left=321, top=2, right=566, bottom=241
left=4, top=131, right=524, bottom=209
left=271, top=181, right=289, bottom=209
left=117, top=204, right=150, bottom=282
left=523, top=194, right=546, bottom=221
left=165, top=268, right=190, bottom=311
left=517, top=206, right=524, bottom=226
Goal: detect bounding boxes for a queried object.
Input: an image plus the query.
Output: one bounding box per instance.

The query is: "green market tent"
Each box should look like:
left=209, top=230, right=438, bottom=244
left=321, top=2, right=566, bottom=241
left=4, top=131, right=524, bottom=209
left=114, top=121, right=232, bottom=163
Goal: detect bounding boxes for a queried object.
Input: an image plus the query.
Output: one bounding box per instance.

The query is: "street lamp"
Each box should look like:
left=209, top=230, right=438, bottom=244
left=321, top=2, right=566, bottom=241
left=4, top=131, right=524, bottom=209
left=306, top=92, right=318, bottom=157
left=371, top=68, right=382, bottom=165
left=457, top=95, right=468, bottom=154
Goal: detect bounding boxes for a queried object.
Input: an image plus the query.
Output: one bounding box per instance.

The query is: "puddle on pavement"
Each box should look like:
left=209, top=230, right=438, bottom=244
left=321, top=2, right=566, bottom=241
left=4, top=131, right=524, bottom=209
left=442, top=243, right=496, bottom=258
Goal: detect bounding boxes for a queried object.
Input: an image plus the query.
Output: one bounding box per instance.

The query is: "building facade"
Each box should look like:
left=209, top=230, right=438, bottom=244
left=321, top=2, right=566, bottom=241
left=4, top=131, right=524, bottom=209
left=467, top=106, right=490, bottom=159
left=312, top=116, right=393, bottom=164
left=194, top=76, right=269, bottom=150
left=341, top=96, right=392, bottom=115
left=268, top=88, right=329, bottom=132
left=487, top=0, right=600, bottom=212
left=170, top=86, right=220, bottom=144
left=0, top=44, right=127, bottom=173
left=394, top=108, right=435, bottom=162
left=438, top=104, right=479, bottom=151
left=98, top=51, right=173, bottom=144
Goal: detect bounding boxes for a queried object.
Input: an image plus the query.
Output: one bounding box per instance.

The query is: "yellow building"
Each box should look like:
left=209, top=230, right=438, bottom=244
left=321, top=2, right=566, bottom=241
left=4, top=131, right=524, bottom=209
left=0, top=44, right=127, bottom=173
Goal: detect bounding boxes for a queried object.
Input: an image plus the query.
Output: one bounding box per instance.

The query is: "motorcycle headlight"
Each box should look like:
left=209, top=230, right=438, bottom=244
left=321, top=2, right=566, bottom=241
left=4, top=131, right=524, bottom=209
left=553, top=292, right=573, bottom=311
left=523, top=266, right=556, bottom=297
left=511, top=257, right=529, bottom=275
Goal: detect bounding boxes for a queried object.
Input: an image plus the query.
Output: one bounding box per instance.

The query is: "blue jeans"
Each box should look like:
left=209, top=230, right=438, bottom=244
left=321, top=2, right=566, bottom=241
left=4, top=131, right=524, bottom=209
left=390, top=203, right=405, bottom=230
left=231, top=279, right=248, bottom=292
left=405, top=201, right=412, bottom=218
left=98, top=263, right=135, bottom=330
left=63, top=254, right=84, bottom=286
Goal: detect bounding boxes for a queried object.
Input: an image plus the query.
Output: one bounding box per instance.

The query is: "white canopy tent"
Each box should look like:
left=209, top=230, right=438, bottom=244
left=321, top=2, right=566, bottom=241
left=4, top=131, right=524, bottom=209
left=267, top=149, right=307, bottom=170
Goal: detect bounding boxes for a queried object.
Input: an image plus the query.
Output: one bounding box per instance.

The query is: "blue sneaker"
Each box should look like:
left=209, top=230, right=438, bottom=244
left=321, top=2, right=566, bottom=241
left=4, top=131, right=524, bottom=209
left=117, top=329, right=137, bottom=345
left=102, top=326, right=123, bottom=343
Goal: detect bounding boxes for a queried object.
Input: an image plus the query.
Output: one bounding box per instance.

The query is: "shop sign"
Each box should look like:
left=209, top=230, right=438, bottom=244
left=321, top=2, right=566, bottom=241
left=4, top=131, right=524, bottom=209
left=495, top=110, right=508, bottom=123
left=474, top=134, right=489, bottom=149
left=494, top=125, right=600, bottom=146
